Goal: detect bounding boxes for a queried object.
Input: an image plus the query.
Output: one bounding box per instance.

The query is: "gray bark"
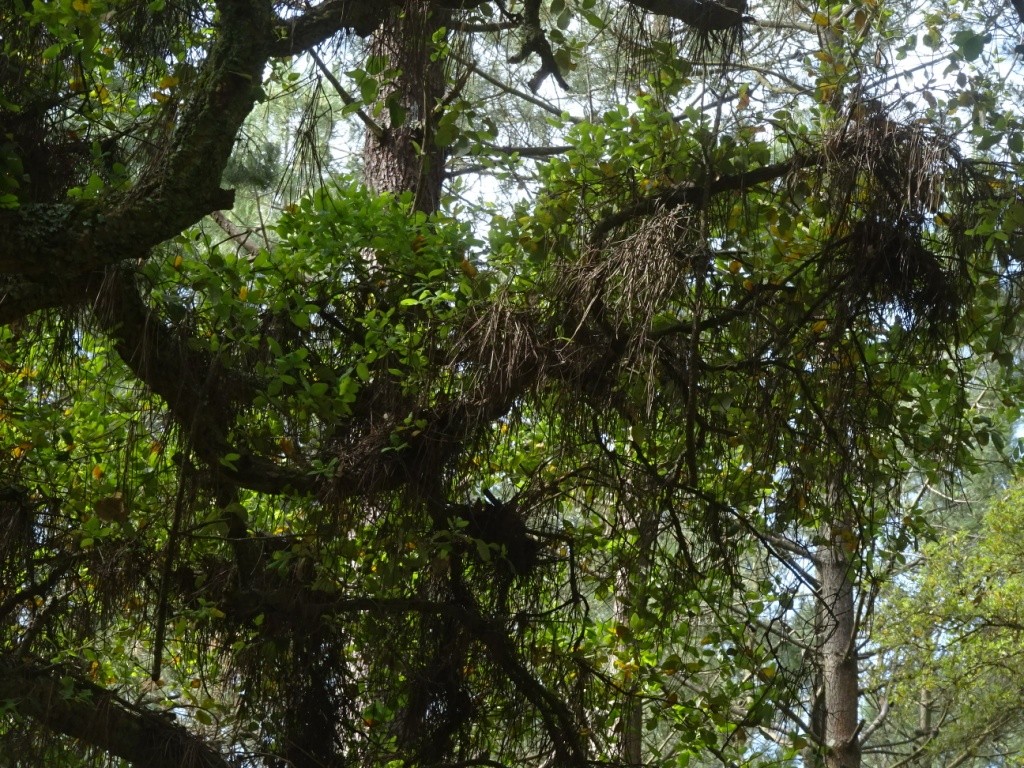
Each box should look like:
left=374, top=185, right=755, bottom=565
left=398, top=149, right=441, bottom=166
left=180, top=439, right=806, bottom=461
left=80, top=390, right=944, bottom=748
left=817, top=518, right=861, bottom=768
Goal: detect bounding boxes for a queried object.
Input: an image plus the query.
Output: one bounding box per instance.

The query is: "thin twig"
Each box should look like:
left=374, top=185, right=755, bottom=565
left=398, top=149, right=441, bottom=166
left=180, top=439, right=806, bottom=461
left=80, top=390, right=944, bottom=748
left=450, top=50, right=573, bottom=120
left=310, top=48, right=386, bottom=140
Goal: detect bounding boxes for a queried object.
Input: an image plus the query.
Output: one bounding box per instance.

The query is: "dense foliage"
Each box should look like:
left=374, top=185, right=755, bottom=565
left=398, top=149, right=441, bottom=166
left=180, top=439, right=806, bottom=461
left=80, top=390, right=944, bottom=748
left=3, top=0, right=1024, bottom=767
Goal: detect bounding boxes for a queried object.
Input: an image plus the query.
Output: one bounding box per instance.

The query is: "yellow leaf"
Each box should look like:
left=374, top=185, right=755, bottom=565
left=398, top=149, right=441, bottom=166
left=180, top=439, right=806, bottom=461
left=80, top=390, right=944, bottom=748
left=92, top=465, right=104, bottom=480
left=151, top=91, right=169, bottom=103
left=72, top=0, right=91, bottom=12
left=158, top=75, right=180, bottom=90
left=173, top=254, right=183, bottom=269
left=742, top=279, right=755, bottom=292
left=729, top=259, right=743, bottom=274
left=811, top=11, right=830, bottom=25
left=11, top=442, right=32, bottom=458
left=238, top=285, right=249, bottom=301
left=811, top=319, right=829, bottom=334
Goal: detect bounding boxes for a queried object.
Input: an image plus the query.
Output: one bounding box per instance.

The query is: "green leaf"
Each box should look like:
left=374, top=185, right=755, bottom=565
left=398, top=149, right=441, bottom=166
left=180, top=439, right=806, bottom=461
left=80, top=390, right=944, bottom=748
left=952, top=29, right=989, bottom=62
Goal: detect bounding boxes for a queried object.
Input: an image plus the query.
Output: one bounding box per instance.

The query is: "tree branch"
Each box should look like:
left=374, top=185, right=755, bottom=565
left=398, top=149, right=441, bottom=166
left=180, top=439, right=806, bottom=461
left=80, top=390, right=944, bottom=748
left=309, top=48, right=386, bottom=140
left=270, top=0, right=397, bottom=53
left=0, top=656, right=230, bottom=768
left=0, top=273, right=99, bottom=325
left=592, top=155, right=812, bottom=239
left=210, top=210, right=263, bottom=257
left=94, top=270, right=318, bottom=496
left=450, top=51, right=572, bottom=120
left=622, top=0, right=748, bottom=30
left=0, top=0, right=273, bottom=284
left=449, top=588, right=590, bottom=767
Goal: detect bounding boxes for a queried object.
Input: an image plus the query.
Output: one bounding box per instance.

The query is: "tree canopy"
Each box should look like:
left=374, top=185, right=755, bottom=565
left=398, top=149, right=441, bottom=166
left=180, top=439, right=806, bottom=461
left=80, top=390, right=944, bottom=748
left=3, top=0, right=1024, bottom=767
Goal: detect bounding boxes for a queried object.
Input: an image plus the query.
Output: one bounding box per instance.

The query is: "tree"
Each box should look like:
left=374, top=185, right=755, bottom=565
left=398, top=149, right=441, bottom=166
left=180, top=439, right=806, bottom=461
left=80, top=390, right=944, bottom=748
left=867, top=479, right=1024, bottom=768
left=3, top=0, right=1024, bottom=766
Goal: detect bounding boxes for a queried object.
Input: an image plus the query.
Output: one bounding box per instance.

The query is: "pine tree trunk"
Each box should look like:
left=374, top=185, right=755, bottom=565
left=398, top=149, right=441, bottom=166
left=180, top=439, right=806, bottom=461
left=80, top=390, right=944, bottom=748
left=363, top=0, right=448, bottom=212
left=817, top=516, right=861, bottom=768
left=359, top=6, right=453, bottom=763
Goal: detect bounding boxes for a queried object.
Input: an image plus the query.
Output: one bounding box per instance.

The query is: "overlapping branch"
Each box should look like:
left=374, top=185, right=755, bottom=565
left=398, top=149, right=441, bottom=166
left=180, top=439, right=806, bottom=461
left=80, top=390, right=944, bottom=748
left=0, top=657, right=231, bottom=768
left=0, top=0, right=272, bottom=287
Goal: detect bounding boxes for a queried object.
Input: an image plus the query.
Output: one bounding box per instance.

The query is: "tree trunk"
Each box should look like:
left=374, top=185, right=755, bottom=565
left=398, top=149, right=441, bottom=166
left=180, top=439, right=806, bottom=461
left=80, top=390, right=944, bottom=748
left=363, top=0, right=448, bottom=211
left=359, top=5, right=454, bottom=763
left=612, top=493, right=657, bottom=767
left=615, top=562, right=644, bottom=767
left=917, top=687, right=933, bottom=768
left=816, top=516, right=861, bottom=768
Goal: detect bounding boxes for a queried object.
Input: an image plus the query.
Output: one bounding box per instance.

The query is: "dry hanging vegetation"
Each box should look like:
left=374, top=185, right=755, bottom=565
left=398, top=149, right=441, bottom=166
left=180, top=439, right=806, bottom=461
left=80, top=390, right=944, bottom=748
left=1, top=0, right=1022, bottom=766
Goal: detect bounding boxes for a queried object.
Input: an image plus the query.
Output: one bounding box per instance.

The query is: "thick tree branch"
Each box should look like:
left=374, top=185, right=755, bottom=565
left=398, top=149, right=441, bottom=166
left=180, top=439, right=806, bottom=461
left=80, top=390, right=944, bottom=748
left=449, top=585, right=589, bottom=768
left=94, top=271, right=317, bottom=496
left=0, top=273, right=100, bottom=325
left=0, top=657, right=230, bottom=768
left=622, top=0, right=748, bottom=29
left=269, top=0, right=502, bottom=53
left=592, top=155, right=812, bottom=239
left=1011, top=0, right=1024, bottom=26
left=270, top=0, right=398, bottom=53
left=94, top=271, right=536, bottom=500
left=0, top=0, right=272, bottom=281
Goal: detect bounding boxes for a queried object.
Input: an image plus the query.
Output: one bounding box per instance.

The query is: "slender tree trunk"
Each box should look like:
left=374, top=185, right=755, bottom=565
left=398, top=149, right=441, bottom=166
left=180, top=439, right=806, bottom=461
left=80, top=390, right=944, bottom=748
left=816, top=512, right=861, bottom=768
left=917, top=687, right=933, bottom=768
left=363, top=0, right=448, bottom=211
left=614, top=564, right=644, bottom=767
left=612, top=492, right=657, bottom=767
